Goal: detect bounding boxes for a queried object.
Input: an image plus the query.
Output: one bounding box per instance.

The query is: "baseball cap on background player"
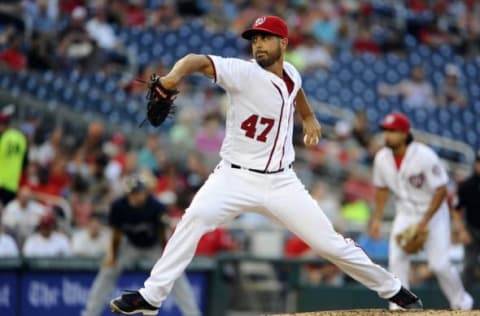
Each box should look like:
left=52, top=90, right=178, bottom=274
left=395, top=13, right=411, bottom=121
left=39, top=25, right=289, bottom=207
left=124, top=175, right=148, bottom=194
left=123, top=172, right=156, bottom=194
left=241, top=16, right=288, bottom=40
left=380, top=112, right=411, bottom=133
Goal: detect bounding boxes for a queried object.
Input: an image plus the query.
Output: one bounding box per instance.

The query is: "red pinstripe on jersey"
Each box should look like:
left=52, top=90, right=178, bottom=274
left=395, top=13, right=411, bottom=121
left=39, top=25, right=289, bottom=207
left=278, top=100, right=294, bottom=169
left=264, top=82, right=285, bottom=172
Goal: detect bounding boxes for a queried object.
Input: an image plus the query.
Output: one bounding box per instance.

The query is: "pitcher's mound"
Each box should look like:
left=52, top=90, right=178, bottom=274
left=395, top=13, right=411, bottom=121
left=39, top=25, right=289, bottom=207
left=270, top=310, right=480, bottom=316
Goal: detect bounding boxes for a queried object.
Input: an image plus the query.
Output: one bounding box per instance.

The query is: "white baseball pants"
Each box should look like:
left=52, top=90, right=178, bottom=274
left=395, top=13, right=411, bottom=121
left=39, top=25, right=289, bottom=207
left=389, top=208, right=473, bottom=310
left=140, top=160, right=401, bottom=307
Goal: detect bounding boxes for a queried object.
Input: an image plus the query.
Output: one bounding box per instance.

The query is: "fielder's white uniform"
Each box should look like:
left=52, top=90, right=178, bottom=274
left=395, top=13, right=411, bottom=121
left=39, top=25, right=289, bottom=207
left=139, top=56, right=403, bottom=308
left=373, top=142, right=473, bottom=310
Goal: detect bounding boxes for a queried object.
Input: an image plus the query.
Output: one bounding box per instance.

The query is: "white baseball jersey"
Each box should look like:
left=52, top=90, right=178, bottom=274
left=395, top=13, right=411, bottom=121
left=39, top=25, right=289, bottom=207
left=139, top=56, right=407, bottom=309
left=373, top=141, right=473, bottom=310
left=208, top=55, right=301, bottom=171
left=373, top=141, right=449, bottom=216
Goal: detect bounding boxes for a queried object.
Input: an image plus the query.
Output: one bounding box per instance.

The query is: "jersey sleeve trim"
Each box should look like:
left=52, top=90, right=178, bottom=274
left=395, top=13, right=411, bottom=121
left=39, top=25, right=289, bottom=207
left=205, top=55, right=217, bottom=83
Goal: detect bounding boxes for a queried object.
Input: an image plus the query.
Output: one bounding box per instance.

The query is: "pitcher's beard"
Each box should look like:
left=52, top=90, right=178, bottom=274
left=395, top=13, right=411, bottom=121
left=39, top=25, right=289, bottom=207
left=255, top=49, right=282, bottom=68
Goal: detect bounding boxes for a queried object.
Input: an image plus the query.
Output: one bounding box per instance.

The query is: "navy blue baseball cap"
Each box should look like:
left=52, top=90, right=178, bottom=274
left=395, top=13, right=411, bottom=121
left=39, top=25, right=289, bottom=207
left=124, top=175, right=148, bottom=193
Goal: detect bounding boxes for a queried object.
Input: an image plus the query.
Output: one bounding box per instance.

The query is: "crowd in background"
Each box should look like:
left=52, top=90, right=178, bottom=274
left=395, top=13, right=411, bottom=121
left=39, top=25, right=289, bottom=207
left=1, top=0, right=479, bottom=289
left=1, top=0, right=479, bottom=70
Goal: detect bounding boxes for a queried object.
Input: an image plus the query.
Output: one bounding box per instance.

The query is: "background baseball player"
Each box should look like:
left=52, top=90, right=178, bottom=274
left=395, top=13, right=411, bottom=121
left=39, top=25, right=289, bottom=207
left=368, top=112, right=474, bottom=310
left=110, top=16, right=422, bottom=315
left=82, top=174, right=200, bottom=316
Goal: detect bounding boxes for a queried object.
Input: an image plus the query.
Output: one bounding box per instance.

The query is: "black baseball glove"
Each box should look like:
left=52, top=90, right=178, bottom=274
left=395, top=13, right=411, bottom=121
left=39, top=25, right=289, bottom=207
left=140, top=74, right=178, bottom=127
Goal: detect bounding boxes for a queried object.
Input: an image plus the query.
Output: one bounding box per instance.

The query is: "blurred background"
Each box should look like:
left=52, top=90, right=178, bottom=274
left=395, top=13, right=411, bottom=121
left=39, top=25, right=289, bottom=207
left=0, top=0, right=479, bottom=315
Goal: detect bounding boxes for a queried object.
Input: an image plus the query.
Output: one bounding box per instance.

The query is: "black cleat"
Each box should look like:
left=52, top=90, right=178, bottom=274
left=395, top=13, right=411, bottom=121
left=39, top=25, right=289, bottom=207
left=388, top=286, right=423, bottom=309
left=109, top=290, right=158, bottom=315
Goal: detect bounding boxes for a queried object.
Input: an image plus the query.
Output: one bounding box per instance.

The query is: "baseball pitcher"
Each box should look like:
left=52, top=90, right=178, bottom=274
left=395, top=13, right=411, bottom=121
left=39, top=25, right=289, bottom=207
left=110, top=16, right=422, bottom=315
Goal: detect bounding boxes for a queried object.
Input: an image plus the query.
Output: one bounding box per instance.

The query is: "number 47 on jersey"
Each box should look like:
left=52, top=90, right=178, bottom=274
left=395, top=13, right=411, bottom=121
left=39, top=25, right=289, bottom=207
left=241, top=114, right=275, bottom=143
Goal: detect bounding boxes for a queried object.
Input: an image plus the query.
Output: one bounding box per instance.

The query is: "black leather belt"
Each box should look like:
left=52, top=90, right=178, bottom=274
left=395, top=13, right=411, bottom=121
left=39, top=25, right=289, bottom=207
left=231, top=163, right=292, bottom=174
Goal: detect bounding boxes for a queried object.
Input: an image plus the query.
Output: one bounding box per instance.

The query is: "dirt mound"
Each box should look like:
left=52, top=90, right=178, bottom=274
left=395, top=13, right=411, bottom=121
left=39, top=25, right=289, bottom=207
left=269, top=309, right=480, bottom=316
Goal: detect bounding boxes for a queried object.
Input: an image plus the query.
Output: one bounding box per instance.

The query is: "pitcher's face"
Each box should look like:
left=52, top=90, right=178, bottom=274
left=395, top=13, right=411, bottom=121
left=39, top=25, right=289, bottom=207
left=251, top=33, right=285, bottom=68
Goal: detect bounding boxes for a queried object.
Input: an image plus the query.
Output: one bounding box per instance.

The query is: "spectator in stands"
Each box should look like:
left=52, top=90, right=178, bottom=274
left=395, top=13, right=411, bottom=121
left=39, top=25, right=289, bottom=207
left=86, top=5, right=128, bottom=66
left=183, top=151, right=208, bottom=192
left=25, top=0, right=59, bottom=36
left=138, top=134, right=161, bottom=173
left=82, top=173, right=200, bottom=316
left=155, top=161, right=185, bottom=204
left=310, top=5, right=339, bottom=47
left=351, top=111, right=376, bottom=164
left=87, top=152, right=113, bottom=217
left=352, top=27, right=381, bottom=56
left=378, top=65, right=435, bottom=108
left=169, top=107, right=198, bottom=158
left=22, top=212, right=71, bottom=257
left=104, top=132, right=129, bottom=182
left=148, top=2, right=183, bottom=30
left=2, top=186, right=46, bottom=246
left=57, top=6, right=102, bottom=71
left=31, top=154, right=70, bottom=197
left=0, top=31, right=27, bottom=71
left=124, top=0, right=147, bottom=27
left=324, top=120, right=365, bottom=177
left=309, top=181, right=342, bottom=231
left=292, top=33, right=332, bottom=71
left=72, top=214, right=109, bottom=257
left=452, top=150, right=480, bottom=290
left=0, top=112, right=28, bottom=206
left=81, top=121, right=105, bottom=162
left=86, top=5, right=119, bottom=51
left=203, top=0, right=233, bottom=31
left=30, top=127, right=63, bottom=167
left=0, top=215, right=19, bottom=257
left=195, top=227, right=238, bottom=257
left=437, top=64, right=467, bottom=107
left=231, top=0, right=269, bottom=34
left=0, top=0, right=24, bottom=31
left=418, top=18, right=450, bottom=48
left=195, top=111, right=225, bottom=171
left=284, top=234, right=343, bottom=286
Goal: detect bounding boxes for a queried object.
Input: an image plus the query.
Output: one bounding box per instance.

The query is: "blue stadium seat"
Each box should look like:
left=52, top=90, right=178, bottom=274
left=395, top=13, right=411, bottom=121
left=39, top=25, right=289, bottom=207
left=373, top=59, right=387, bottom=75
left=25, top=76, right=39, bottom=92
left=408, top=52, right=422, bottom=66
left=385, top=69, right=401, bottom=84
left=377, top=99, right=390, bottom=112
left=473, top=101, right=480, bottom=114
left=426, top=120, right=440, bottom=134
left=366, top=107, right=380, bottom=123
left=0, top=73, right=13, bottom=90
left=404, top=34, right=418, bottom=50
left=438, top=45, right=454, bottom=59
left=174, top=44, right=189, bottom=59
left=314, top=87, right=328, bottom=101
left=417, top=45, right=433, bottom=59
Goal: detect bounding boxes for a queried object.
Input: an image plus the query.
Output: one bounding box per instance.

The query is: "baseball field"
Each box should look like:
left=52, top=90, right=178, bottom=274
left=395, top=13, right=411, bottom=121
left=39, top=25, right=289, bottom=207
left=271, top=310, right=480, bottom=316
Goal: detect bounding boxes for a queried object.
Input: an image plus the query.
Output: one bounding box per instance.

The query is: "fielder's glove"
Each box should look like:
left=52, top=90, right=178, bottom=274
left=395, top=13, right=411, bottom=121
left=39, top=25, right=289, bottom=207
left=140, top=74, right=178, bottom=127
left=395, top=224, right=429, bottom=254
